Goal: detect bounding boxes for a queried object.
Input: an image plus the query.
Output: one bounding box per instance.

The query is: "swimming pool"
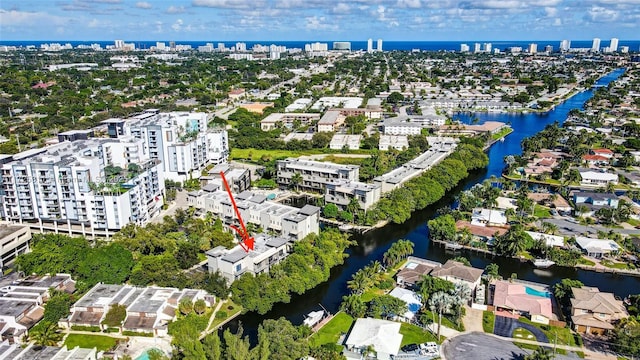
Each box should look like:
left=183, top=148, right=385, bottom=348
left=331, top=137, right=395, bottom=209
left=135, top=348, right=163, bottom=360
left=525, top=286, right=551, bottom=298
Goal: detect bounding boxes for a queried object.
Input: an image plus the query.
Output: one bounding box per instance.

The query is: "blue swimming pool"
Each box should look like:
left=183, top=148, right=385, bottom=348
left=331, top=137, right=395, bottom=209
left=135, top=348, right=163, bottom=360
left=525, top=286, right=551, bottom=298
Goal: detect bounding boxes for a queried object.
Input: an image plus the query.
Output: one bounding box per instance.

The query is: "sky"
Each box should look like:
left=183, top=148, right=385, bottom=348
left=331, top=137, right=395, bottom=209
left=1, top=0, right=639, bottom=42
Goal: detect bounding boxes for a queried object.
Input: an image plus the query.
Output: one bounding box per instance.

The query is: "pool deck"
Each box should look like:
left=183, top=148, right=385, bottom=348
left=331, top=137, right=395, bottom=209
left=121, top=337, right=172, bottom=360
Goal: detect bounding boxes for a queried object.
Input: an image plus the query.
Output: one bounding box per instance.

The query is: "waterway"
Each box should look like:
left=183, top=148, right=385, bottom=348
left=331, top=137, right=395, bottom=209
left=226, top=68, right=636, bottom=341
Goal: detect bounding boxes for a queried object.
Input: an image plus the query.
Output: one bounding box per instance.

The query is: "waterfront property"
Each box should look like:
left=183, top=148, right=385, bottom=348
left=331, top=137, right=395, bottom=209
left=276, top=158, right=359, bottom=193
left=395, top=257, right=443, bottom=290
left=343, top=318, right=403, bottom=360
left=388, top=287, right=422, bottom=322
left=0, top=342, right=96, bottom=360
left=0, top=274, right=75, bottom=343
left=525, top=231, right=565, bottom=248
left=491, top=280, right=558, bottom=325
left=206, top=234, right=290, bottom=284
left=570, top=286, right=628, bottom=335
left=64, top=283, right=212, bottom=337
left=575, top=236, right=621, bottom=258
left=431, top=260, right=484, bottom=293
left=471, top=208, right=508, bottom=227
left=455, top=220, right=508, bottom=245
left=578, top=170, right=618, bottom=187
left=0, top=223, right=31, bottom=270
left=325, top=181, right=382, bottom=211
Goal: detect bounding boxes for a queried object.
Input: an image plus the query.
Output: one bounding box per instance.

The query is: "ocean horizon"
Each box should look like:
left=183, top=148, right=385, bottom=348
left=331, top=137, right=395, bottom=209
left=2, top=40, right=639, bottom=52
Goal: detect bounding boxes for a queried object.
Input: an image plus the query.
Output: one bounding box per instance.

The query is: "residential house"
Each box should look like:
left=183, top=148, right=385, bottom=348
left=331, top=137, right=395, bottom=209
left=525, top=231, right=565, bottom=248
left=325, top=181, right=381, bottom=211
left=591, top=148, right=615, bottom=159
left=342, top=318, right=403, bottom=360
left=388, top=287, right=422, bottom=321
left=575, top=236, right=621, bottom=258
left=276, top=158, right=359, bottom=193
left=206, top=234, right=289, bottom=284
left=471, top=208, right=508, bottom=227
left=491, top=280, right=558, bottom=325
left=431, top=260, right=484, bottom=292
left=395, top=257, right=442, bottom=289
left=582, top=154, right=610, bottom=167
left=0, top=342, right=96, bottom=360
left=455, top=220, right=508, bottom=245
left=579, top=170, right=618, bottom=186
left=573, top=191, right=619, bottom=217
left=571, top=286, right=628, bottom=335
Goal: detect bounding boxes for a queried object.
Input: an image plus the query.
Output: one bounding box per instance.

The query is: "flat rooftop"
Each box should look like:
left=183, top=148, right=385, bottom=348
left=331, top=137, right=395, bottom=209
left=0, top=224, right=29, bottom=239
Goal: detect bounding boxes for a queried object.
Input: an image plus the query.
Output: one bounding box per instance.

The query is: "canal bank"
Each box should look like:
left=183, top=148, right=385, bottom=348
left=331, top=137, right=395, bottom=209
left=225, top=68, right=635, bottom=342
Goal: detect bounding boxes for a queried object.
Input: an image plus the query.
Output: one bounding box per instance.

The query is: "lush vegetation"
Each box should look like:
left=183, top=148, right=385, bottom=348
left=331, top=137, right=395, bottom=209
left=231, top=229, right=353, bottom=314
left=309, top=312, right=354, bottom=347
left=64, top=334, right=123, bottom=352
left=483, top=311, right=495, bottom=333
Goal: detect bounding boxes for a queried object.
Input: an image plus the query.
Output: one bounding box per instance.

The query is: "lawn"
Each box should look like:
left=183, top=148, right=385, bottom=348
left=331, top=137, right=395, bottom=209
left=482, top=311, right=495, bottom=333
left=230, top=148, right=320, bottom=161
left=577, top=257, right=596, bottom=266
left=601, top=259, right=634, bottom=270
left=399, top=323, right=439, bottom=346
left=309, top=312, right=354, bottom=347
left=491, top=127, right=514, bottom=141
left=518, top=317, right=579, bottom=347
left=626, top=218, right=640, bottom=227
left=512, top=327, right=536, bottom=340
left=209, top=300, right=242, bottom=330
left=422, top=309, right=465, bottom=331
left=64, top=334, right=123, bottom=352
left=534, top=204, right=552, bottom=219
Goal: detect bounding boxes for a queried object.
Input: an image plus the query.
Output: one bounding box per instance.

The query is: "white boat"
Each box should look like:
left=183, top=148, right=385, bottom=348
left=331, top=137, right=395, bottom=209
left=303, top=310, right=325, bottom=328
left=532, top=259, right=555, bottom=268
left=445, top=242, right=463, bottom=250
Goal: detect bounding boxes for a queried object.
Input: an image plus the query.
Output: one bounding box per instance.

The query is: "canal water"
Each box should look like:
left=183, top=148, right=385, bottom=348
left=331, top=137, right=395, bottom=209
left=227, top=68, right=637, bottom=340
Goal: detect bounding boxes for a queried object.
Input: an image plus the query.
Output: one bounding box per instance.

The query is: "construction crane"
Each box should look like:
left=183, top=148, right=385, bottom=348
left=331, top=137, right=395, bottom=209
left=220, top=171, right=254, bottom=252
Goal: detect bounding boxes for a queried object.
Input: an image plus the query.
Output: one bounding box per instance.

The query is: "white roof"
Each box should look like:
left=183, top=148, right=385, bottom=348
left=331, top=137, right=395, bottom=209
left=579, top=171, right=618, bottom=181
left=344, top=318, right=403, bottom=357
left=303, top=310, right=324, bottom=327
left=389, top=287, right=422, bottom=320
left=471, top=208, right=507, bottom=226
left=575, top=236, right=620, bottom=253
left=526, top=231, right=565, bottom=247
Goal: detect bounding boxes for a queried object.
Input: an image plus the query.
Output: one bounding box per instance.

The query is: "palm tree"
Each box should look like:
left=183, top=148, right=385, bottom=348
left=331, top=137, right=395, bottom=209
left=362, top=344, right=377, bottom=359
left=541, top=222, right=558, bottom=235
left=193, top=299, right=207, bottom=315
left=290, top=172, right=303, bottom=192
left=429, top=291, right=455, bottom=341
left=30, top=322, right=64, bottom=346
left=524, top=347, right=554, bottom=360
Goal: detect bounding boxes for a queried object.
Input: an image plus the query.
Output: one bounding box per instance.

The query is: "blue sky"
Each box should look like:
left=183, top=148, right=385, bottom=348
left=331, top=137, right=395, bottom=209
left=1, top=0, right=639, bottom=41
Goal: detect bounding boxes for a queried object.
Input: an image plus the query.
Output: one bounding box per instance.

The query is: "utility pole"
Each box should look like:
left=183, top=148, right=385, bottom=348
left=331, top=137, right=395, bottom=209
left=554, top=330, right=557, bottom=357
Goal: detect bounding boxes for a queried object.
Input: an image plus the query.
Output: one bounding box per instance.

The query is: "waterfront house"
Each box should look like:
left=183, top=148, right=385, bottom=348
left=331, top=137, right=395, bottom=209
left=388, top=287, right=422, bottom=321
left=455, top=220, right=508, bottom=245
left=525, top=231, right=565, bottom=248
left=575, top=236, right=621, bottom=258
left=591, top=148, right=615, bottom=159
left=471, top=208, right=508, bottom=227
left=570, top=286, right=628, bottom=335
left=491, top=280, right=557, bottom=325
left=582, top=154, right=610, bottom=167
left=431, top=260, right=484, bottom=292
left=579, top=170, right=618, bottom=187
left=573, top=191, right=619, bottom=217
left=395, top=256, right=442, bottom=289
left=343, top=318, right=403, bottom=360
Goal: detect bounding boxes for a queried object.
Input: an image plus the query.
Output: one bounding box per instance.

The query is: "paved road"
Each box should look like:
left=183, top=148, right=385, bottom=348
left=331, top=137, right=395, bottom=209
left=442, top=332, right=581, bottom=360
left=544, top=217, right=640, bottom=236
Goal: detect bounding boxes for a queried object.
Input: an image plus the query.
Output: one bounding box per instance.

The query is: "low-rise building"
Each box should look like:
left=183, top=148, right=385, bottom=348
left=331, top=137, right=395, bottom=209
left=395, top=256, right=442, bottom=289
left=0, top=342, right=96, bottom=360
left=206, top=234, right=289, bottom=284
left=378, top=135, right=408, bottom=151
left=382, top=121, right=422, bottom=136
left=571, top=286, right=628, bottom=335
left=525, top=231, right=565, bottom=248
left=579, top=170, right=618, bottom=186
left=329, top=134, right=362, bottom=150
left=0, top=223, right=31, bottom=270
left=573, top=191, right=619, bottom=217
left=260, top=113, right=321, bottom=131
left=317, top=110, right=345, bottom=132
left=431, top=260, right=483, bottom=292
left=471, top=208, right=508, bottom=227
left=575, top=236, right=621, bottom=258
left=343, top=318, right=403, bottom=360
left=388, top=287, right=422, bottom=321
left=455, top=220, right=508, bottom=245
left=491, top=280, right=557, bottom=325
left=65, top=283, right=211, bottom=337
left=325, top=181, right=381, bottom=211
left=276, top=158, right=359, bottom=193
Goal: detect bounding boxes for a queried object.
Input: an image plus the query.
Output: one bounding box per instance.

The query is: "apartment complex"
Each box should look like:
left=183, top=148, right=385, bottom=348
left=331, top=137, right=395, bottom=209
left=0, top=274, right=76, bottom=343
left=277, top=158, right=359, bottom=193
left=103, top=110, right=229, bottom=182
left=206, top=233, right=290, bottom=284
left=0, top=223, right=31, bottom=270
left=64, top=283, right=212, bottom=337
left=0, top=137, right=165, bottom=237
left=260, top=113, right=320, bottom=131
left=188, top=190, right=320, bottom=241
left=325, top=181, right=381, bottom=211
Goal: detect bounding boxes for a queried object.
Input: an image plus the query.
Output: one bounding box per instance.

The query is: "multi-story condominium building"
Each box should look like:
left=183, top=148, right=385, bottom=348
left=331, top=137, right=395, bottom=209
left=0, top=223, right=31, bottom=269
left=206, top=233, right=290, bottom=284
left=0, top=136, right=165, bottom=237
left=260, top=113, right=320, bottom=131
left=64, top=283, right=212, bottom=337
left=325, top=181, right=381, bottom=211
left=382, top=121, right=423, bottom=136
left=187, top=190, right=320, bottom=241
left=276, top=158, right=359, bottom=193
left=102, top=109, right=229, bottom=182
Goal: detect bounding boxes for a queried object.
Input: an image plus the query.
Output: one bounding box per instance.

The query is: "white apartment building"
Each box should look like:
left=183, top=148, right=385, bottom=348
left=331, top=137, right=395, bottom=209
left=206, top=234, right=290, bottom=284
left=329, top=134, right=361, bottom=150
left=188, top=190, right=320, bottom=241
left=382, top=121, right=422, bottom=136
left=103, top=110, right=229, bottom=182
left=276, top=158, right=359, bottom=193
left=260, top=113, right=321, bottom=131
left=0, top=137, right=165, bottom=237
left=325, top=181, right=381, bottom=211
left=379, top=135, right=409, bottom=151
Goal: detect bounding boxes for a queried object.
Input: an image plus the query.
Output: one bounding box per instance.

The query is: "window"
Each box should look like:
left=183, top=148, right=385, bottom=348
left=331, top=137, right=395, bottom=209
left=598, top=313, right=606, bottom=318
left=235, top=264, right=242, bottom=272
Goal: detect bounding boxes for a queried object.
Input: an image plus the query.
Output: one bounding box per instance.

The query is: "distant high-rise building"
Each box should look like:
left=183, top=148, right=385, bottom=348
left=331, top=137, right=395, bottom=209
left=560, top=39, right=571, bottom=51
left=333, top=42, right=351, bottom=51
left=169, top=41, right=176, bottom=50
left=544, top=45, right=553, bottom=53
left=609, top=38, right=619, bottom=52
left=235, top=42, right=247, bottom=52
left=460, top=44, right=470, bottom=53
left=620, top=46, right=629, bottom=54
left=156, top=42, right=166, bottom=50
left=217, top=43, right=226, bottom=51
left=305, top=42, right=328, bottom=52
left=473, top=43, right=481, bottom=53
left=483, top=43, right=492, bottom=53
left=377, top=38, right=383, bottom=52
left=114, top=39, right=125, bottom=49
left=367, top=38, right=373, bottom=53
left=528, top=43, right=537, bottom=54
left=592, top=38, right=601, bottom=52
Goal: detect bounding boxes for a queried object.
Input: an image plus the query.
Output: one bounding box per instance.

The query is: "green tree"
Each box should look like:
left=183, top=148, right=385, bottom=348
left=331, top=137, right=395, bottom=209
left=341, top=294, right=367, bottom=318
left=387, top=91, right=404, bottom=103
left=367, top=295, right=408, bottom=320
left=485, top=263, right=500, bottom=282
left=202, top=332, right=222, bottom=360
left=524, top=347, right=554, bottom=360
left=42, top=290, right=72, bottom=323
left=30, top=321, right=64, bottom=346
left=179, top=298, right=194, bottom=315
left=429, top=291, right=456, bottom=341
left=427, top=214, right=457, bottom=243
left=223, top=326, right=251, bottom=360
left=175, top=241, right=200, bottom=269
left=322, top=203, right=339, bottom=219
left=553, top=278, right=583, bottom=308
left=193, top=299, right=207, bottom=315
left=258, top=318, right=309, bottom=360
left=102, top=304, right=127, bottom=327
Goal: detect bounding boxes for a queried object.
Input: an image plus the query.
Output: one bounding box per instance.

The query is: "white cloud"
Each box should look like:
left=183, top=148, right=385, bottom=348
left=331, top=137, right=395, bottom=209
left=397, top=0, right=421, bottom=8
left=0, top=9, right=69, bottom=27
left=135, top=1, right=152, bottom=9
left=332, top=3, right=351, bottom=14
left=587, top=6, right=619, bottom=22
left=192, top=0, right=257, bottom=8
left=172, top=18, right=183, bottom=31
left=166, top=5, right=186, bottom=13
left=544, top=7, right=557, bottom=17
left=553, top=18, right=562, bottom=26
left=304, top=16, right=338, bottom=31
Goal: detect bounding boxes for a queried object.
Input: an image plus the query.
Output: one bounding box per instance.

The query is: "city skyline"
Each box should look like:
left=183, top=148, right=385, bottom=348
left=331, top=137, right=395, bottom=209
left=1, top=0, right=640, bottom=41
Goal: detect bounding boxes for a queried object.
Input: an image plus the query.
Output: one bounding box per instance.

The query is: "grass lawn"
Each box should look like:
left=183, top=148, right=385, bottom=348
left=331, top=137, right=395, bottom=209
left=209, top=300, right=242, bottom=330
left=577, top=257, right=596, bottom=266
left=421, top=310, right=464, bottom=331
left=491, top=127, right=514, bottom=140
left=64, top=334, right=123, bottom=352
left=518, top=317, right=579, bottom=347
left=309, top=312, right=354, bottom=347
left=482, top=311, right=495, bottom=333
left=361, top=288, right=386, bottom=302
left=399, top=323, right=439, bottom=346
left=321, top=155, right=368, bottom=165
left=230, top=148, right=319, bottom=161
left=601, top=259, right=634, bottom=270
left=534, top=204, right=552, bottom=219
left=512, top=327, right=536, bottom=340
left=626, top=218, right=640, bottom=227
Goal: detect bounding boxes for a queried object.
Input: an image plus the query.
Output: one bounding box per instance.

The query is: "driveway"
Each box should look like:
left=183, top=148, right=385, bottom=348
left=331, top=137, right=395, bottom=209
left=493, top=316, right=549, bottom=343
left=462, top=306, right=485, bottom=333
left=442, top=332, right=576, bottom=360
left=544, top=217, right=640, bottom=236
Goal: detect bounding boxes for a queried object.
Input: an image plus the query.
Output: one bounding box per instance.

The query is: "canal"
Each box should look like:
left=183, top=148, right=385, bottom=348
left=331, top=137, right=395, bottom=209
left=227, top=68, right=638, bottom=340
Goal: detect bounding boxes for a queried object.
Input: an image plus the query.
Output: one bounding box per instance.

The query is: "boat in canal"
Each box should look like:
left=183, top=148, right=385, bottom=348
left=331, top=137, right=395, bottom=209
left=445, top=242, right=463, bottom=251
left=532, top=259, right=555, bottom=269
